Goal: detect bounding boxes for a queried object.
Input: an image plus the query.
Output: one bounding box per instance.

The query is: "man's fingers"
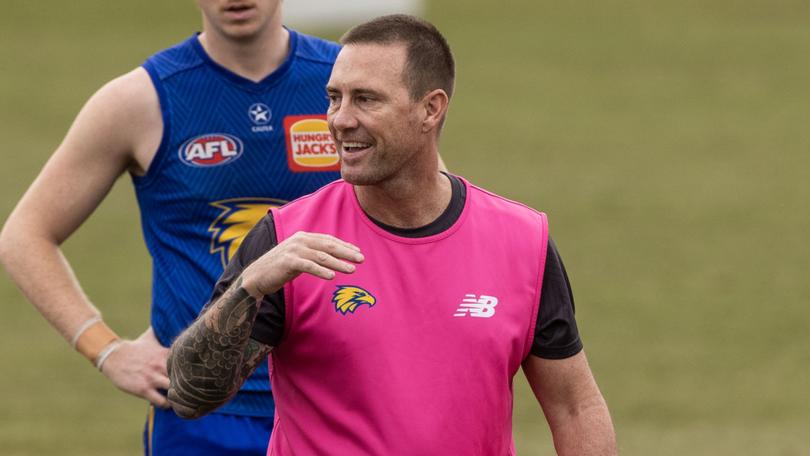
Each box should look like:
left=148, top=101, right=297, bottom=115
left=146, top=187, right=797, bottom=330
left=304, top=233, right=364, bottom=259
left=152, top=348, right=170, bottom=376
left=146, top=389, right=170, bottom=409
left=307, top=248, right=359, bottom=274
left=295, top=256, right=349, bottom=280
left=307, top=232, right=362, bottom=251
left=329, top=244, right=365, bottom=264
left=154, top=373, right=170, bottom=391
left=307, top=239, right=364, bottom=264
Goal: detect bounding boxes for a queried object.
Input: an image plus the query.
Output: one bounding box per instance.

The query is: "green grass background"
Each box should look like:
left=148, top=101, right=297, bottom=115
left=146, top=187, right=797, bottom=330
left=1, top=1, right=809, bottom=454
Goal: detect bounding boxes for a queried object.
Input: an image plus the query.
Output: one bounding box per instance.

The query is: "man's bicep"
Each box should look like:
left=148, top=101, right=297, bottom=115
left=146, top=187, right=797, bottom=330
left=523, top=351, right=601, bottom=416
left=7, top=69, right=157, bottom=242
left=531, top=237, right=583, bottom=359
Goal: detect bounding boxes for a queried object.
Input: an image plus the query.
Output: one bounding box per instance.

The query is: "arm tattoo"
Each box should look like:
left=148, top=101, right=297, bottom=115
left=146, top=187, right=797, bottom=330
left=167, top=277, right=272, bottom=419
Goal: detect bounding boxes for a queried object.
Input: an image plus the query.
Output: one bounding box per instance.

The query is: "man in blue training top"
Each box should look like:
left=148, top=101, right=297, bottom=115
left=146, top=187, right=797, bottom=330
left=0, top=1, right=353, bottom=454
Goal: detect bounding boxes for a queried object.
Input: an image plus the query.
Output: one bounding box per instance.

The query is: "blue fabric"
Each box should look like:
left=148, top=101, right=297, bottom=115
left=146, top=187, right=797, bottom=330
left=135, top=30, right=340, bottom=417
left=145, top=406, right=275, bottom=456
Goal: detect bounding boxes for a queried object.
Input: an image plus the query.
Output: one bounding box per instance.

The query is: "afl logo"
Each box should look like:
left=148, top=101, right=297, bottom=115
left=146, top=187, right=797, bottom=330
left=179, top=133, right=244, bottom=167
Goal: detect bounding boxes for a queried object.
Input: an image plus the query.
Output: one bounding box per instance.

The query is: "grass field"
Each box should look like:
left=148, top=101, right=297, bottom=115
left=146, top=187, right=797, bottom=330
left=1, top=1, right=809, bottom=454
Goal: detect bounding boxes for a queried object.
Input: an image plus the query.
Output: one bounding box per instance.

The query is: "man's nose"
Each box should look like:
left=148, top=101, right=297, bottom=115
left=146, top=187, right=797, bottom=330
left=328, top=101, right=359, bottom=132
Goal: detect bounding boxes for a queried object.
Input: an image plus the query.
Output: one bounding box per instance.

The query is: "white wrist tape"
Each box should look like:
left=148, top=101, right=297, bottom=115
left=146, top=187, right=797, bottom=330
left=95, top=340, right=123, bottom=371
left=71, top=316, right=120, bottom=364
left=71, top=316, right=103, bottom=349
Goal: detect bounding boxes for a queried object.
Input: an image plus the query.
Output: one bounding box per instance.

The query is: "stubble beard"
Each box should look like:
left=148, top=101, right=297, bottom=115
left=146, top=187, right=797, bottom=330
left=341, top=165, right=387, bottom=187
left=340, top=147, right=399, bottom=187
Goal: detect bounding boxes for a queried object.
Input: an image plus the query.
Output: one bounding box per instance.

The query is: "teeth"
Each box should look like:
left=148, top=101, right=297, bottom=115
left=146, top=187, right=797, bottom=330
left=342, top=142, right=371, bottom=151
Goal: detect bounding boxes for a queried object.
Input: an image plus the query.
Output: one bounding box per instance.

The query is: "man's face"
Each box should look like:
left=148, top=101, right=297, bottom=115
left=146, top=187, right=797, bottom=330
left=197, top=0, right=281, bottom=41
left=326, top=43, right=425, bottom=186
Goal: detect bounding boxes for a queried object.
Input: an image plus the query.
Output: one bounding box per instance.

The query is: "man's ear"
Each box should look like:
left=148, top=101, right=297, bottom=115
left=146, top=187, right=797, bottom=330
left=420, top=89, right=449, bottom=133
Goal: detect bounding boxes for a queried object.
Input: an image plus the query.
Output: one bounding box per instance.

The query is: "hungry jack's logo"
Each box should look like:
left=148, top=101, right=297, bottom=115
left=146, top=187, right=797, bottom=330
left=284, top=115, right=340, bottom=172
left=208, top=198, right=286, bottom=267
left=332, top=286, right=376, bottom=315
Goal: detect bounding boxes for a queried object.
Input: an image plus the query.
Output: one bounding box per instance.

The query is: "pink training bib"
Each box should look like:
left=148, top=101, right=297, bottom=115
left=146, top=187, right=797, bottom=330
left=267, top=178, right=548, bottom=455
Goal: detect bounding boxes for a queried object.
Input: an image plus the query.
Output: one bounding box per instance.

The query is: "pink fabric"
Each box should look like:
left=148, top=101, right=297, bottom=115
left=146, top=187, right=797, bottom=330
left=267, top=178, right=548, bottom=455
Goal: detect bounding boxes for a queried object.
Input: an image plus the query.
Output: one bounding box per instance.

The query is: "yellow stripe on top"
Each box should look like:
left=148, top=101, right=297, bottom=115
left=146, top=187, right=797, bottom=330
left=146, top=405, right=155, bottom=456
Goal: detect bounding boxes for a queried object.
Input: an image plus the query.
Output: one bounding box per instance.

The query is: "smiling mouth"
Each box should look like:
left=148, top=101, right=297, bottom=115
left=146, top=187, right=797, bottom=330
left=341, top=142, right=372, bottom=153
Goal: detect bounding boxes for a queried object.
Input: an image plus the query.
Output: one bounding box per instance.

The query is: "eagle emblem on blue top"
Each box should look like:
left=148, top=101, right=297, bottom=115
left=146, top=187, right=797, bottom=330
left=332, top=286, right=376, bottom=315
left=208, top=198, right=286, bottom=267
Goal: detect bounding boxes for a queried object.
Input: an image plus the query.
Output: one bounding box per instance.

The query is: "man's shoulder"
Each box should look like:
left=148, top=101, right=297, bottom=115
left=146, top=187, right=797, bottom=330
left=78, top=67, right=161, bottom=165
left=464, top=178, right=547, bottom=223
left=142, top=35, right=203, bottom=80
left=91, top=67, right=158, bottom=120
left=106, top=65, right=154, bottom=93
left=278, top=179, right=346, bottom=212
left=292, top=30, right=341, bottom=66
left=281, top=179, right=346, bottom=209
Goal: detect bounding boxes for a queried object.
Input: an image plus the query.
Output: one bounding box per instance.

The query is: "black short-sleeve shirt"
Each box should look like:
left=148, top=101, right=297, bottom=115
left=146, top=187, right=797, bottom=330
left=206, top=174, right=583, bottom=359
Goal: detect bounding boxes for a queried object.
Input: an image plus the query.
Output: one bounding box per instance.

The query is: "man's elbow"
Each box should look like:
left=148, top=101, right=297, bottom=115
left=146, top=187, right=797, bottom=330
left=166, top=346, right=234, bottom=419
left=0, top=223, right=21, bottom=272
left=0, top=220, right=48, bottom=270
left=166, top=386, right=235, bottom=420
left=165, top=374, right=231, bottom=420
left=166, top=390, right=212, bottom=420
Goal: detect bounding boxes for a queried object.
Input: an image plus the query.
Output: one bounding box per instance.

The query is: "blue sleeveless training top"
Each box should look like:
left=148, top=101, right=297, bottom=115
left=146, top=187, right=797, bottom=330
left=135, top=30, right=340, bottom=416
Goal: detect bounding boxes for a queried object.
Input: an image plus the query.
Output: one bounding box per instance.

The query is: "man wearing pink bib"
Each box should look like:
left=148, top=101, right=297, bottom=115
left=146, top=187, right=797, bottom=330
left=168, top=14, right=617, bottom=455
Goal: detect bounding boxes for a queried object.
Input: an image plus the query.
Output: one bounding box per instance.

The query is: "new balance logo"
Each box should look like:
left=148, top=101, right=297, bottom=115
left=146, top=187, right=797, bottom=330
left=454, top=294, right=498, bottom=318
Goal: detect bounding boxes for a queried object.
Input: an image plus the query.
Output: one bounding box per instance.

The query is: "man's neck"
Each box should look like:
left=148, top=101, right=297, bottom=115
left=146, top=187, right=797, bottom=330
left=198, top=25, right=290, bottom=82
left=355, top=170, right=452, bottom=230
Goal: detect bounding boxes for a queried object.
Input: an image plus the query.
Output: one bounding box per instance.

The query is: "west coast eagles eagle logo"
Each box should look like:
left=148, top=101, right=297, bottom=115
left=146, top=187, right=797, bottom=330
left=208, top=198, right=286, bottom=267
left=332, top=286, right=376, bottom=315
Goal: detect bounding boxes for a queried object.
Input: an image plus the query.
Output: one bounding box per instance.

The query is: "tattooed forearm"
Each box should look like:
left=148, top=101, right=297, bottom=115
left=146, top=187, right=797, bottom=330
left=167, top=277, right=272, bottom=419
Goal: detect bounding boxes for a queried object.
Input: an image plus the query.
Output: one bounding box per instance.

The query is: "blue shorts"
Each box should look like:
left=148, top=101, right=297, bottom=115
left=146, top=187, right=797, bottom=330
left=144, top=406, right=274, bottom=456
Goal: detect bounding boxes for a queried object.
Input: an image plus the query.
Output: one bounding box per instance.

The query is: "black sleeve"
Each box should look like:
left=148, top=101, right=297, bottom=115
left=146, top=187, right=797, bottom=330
left=203, top=213, right=286, bottom=346
left=530, top=237, right=583, bottom=359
